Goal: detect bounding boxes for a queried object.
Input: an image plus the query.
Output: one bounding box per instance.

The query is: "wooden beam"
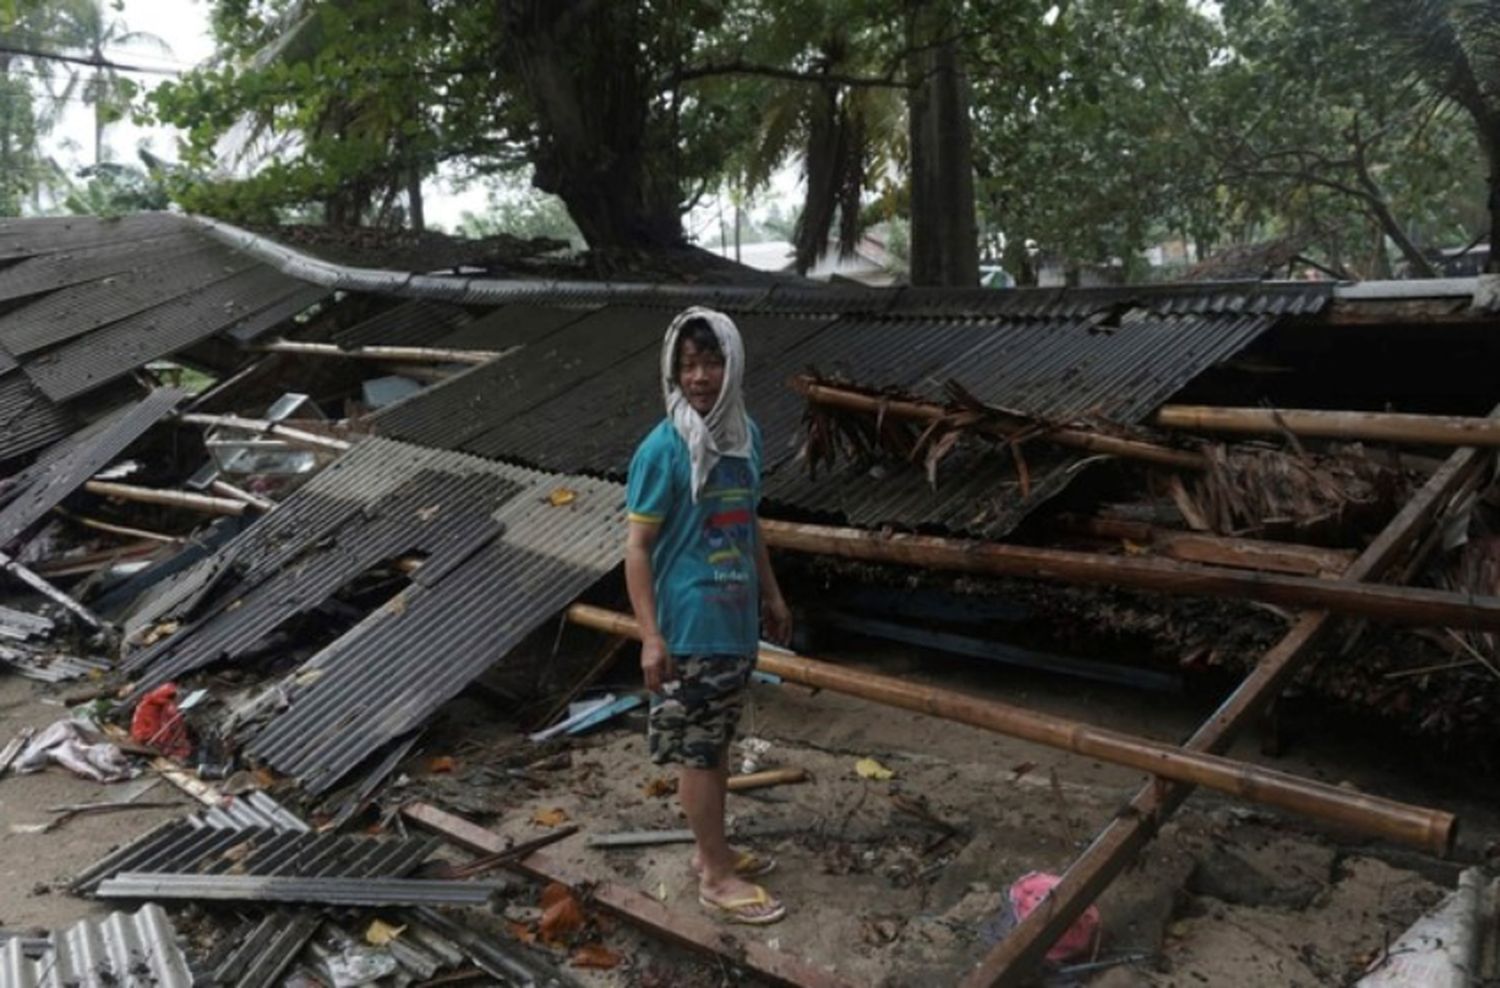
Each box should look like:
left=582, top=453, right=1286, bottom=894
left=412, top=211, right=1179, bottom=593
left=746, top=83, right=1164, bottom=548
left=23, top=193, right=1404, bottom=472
left=794, top=377, right=1205, bottom=471
left=760, top=519, right=1500, bottom=633
left=256, top=339, right=507, bottom=366
left=1156, top=404, right=1500, bottom=448
left=727, top=767, right=809, bottom=792
left=959, top=416, right=1496, bottom=986
left=83, top=480, right=247, bottom=517
left=53, top=508, right=184, bottom=545
left=401, top=802, right=856, bottom=988
left=209, top=479, right=277, bottom=512
left=566, top=605, right=1454, bottom=855
left=175, top=413, right=353, bottom=453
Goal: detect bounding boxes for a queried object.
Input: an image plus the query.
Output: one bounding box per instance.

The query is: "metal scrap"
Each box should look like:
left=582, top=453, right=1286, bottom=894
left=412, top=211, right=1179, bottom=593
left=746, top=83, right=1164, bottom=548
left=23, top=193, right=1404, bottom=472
left=0, top=903, right=192, bottom=988
left=94, top=872, right=501, bottom=906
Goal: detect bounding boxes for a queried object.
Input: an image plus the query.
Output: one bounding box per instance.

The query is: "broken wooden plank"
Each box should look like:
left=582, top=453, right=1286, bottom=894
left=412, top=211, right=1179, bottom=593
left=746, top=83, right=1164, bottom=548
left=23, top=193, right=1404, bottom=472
left=728, top=767, right=809, bottom=792
left=1156, top=404, right=1500, bottom=448
left=209, top=479, right=277, bottom=512
left=760, top=519, right=1500, bottom=634
left=0, top=550, right=109, bottom=631
left=567, top=605, right=1456, bottom=854
left=403, top=802, right=855, bottom=988
left=586, top=829, right=696, bottom=848
left=959, top=411, right=1497, bottom=986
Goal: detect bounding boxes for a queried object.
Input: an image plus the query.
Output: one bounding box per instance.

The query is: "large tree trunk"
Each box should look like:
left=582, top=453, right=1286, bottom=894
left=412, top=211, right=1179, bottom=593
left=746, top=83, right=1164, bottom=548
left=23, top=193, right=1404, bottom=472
left=500, top=1, right=684, bottom=249
left=406, top=161, right=425, bottom=233
left=906, top=3, right=979, bottom=287
left=1484, top=128, right=1500, bottom=275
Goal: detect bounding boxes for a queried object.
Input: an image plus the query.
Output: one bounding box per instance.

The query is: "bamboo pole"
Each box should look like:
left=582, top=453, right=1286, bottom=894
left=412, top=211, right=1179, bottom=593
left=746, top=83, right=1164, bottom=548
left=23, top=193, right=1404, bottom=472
left=209, top=479, right=277, bottom=512
left=962, top=410, right=1498, bottom=986
left=256, top=339, right=505, bottom=366
left=566, top=605, right=1453, bottom=854
left=52, top=508, right=184, bottom=545
left=83, top=481, right=246, bottom=517
left=175, top=413, right=353, bottom=453
left=1058, top=515, right=1355, bottom=577
left=794, top=376, right=1205, bottom=471
left=34, top=541, right=160, bottom=578
left=760, top=519, right=1500, bottom=633
left=1155, top=404, right=1500, bottom=448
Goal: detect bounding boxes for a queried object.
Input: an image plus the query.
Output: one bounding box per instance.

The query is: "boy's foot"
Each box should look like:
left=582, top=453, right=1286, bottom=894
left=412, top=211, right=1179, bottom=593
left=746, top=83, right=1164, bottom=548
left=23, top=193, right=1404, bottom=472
left=698, top=878, right=786, bottom=925
left=692, top=848, right=776, bottom=878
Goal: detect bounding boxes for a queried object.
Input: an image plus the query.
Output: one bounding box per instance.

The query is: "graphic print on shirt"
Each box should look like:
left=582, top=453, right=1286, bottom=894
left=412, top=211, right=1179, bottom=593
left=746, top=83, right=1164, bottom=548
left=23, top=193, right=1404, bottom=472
left=700, top=457, right=755, bottom=607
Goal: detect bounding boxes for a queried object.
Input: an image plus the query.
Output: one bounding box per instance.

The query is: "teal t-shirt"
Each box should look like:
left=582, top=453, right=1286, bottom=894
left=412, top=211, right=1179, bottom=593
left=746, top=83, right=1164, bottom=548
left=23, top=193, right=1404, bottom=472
left=626, top=418, right=763, bottom=657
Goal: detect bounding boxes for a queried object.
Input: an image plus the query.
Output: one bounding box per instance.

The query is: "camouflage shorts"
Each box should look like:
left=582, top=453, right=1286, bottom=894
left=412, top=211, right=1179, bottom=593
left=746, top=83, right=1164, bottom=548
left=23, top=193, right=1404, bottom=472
left=648, top=653, right=757, bottom=769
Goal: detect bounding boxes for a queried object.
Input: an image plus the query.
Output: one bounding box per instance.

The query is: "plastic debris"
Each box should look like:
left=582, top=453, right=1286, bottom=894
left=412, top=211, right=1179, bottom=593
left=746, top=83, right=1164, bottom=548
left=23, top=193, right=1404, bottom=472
left=15, top=720, right=131, bottom=782
left=130, top=683, right=191, bottom=759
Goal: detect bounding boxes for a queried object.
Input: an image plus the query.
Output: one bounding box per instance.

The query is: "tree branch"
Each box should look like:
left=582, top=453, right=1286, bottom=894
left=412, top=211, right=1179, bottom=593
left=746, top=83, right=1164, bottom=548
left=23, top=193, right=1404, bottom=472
left=666, top=59, right=909, bottom=90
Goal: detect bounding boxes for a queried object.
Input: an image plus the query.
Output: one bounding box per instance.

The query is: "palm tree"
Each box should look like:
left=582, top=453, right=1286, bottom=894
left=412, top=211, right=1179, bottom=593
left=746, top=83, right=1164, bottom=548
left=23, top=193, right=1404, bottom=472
left=1362, top=0, right=1500, bottom=272
left=50, top=0, right=173, bottom=165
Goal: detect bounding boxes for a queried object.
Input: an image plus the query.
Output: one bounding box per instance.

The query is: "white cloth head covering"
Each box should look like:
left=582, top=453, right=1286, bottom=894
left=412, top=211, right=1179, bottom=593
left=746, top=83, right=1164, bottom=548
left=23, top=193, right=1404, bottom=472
left=662, top=306, right=751, bottom=502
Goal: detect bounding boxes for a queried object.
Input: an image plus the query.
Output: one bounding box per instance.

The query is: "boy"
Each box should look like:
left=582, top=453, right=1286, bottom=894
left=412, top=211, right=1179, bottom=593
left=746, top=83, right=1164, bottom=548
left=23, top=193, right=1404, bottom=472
left=625, top=306, right=792, bottom=924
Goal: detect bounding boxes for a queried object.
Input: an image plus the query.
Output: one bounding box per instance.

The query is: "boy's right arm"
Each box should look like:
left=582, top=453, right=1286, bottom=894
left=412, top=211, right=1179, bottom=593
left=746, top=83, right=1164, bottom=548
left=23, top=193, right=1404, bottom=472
left=626, top=519, right=674, bottom=691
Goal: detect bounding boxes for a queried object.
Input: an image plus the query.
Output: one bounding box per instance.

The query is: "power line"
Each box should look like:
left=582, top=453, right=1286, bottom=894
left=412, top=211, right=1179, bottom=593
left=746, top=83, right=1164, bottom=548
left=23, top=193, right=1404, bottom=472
left=0, top=42, right=180, bottom=76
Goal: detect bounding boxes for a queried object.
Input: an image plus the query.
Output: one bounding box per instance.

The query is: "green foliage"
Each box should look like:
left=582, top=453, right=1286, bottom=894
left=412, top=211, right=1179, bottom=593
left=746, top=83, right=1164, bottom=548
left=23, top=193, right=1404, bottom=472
left=63, top=151, right=175, bottom=216
left=455, top=177, right=584, bottom=248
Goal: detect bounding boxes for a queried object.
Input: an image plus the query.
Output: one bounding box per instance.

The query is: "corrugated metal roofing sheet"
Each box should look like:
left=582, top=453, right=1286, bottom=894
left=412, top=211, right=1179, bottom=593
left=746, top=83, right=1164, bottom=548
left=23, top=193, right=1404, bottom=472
left=24, top=265, right=308, bottom=402
left=0, top=371, right=73, bottom=465
left=0, top=214, right=185, bottom=260
left=72, top=820, right=437, bottom=893
left=428, top=300, right=598, bottom=351
left=0, top=232, right=212, bottom=306
left=243, top=438, right=625, bottom=793
left=0, top=388, right=184, bottom=549
left=373, top=304, right=669, bottom=453
left=330, top=299, right=473, bottom=349
left=0, top=242, right=257, bottom=356
left=0, top=904, right=192, bottom=988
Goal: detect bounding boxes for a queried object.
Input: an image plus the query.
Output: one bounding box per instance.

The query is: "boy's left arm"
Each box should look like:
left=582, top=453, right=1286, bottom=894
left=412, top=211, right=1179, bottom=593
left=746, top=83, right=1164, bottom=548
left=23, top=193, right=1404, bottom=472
left=754, top=518, right=792, bottom=645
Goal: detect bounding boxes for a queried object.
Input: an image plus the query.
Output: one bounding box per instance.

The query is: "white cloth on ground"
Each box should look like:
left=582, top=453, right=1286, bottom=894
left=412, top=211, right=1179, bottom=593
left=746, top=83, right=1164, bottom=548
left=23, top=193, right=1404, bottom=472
left=15, top=719, right=132, bottom=782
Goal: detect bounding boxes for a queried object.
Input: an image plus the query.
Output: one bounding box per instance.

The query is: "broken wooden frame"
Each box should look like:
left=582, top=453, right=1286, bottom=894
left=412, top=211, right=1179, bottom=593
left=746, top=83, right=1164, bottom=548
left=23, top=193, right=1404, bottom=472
left=1155, top=404, right=1500, bottom=448
left=565, top=604, right=1454, bottom=855
left=255, top=339, right=510, bottom=366
left=402, top=801, right=856, bottom=988
left=759, top=520, right=1500, bottom=634
left=956, top=413, right=1495, bottom=985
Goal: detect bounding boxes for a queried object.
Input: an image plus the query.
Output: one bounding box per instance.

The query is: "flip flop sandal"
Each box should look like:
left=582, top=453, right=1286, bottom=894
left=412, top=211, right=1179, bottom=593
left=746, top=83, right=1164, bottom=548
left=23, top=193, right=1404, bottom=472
left=690, top=850, right=777, bottom=878
left=698, top=883, right=787, bottom=926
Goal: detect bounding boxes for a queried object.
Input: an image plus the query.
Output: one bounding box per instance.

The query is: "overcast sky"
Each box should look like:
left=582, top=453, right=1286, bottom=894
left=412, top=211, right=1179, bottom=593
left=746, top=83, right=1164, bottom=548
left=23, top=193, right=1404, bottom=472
left=39, top=0, right=798, bottom=238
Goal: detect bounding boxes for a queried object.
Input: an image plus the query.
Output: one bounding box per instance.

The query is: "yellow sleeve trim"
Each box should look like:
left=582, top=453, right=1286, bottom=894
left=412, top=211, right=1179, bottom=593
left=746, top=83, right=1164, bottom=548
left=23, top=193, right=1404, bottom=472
left=628, top=512, right=664, bottom=525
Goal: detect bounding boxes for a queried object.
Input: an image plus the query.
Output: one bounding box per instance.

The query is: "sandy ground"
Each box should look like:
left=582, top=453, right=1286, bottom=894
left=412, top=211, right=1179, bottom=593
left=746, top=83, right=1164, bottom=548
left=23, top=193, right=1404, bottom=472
left=0, top=674, right=193, bottom=929
left=0, top=629, right=1492, bottom=985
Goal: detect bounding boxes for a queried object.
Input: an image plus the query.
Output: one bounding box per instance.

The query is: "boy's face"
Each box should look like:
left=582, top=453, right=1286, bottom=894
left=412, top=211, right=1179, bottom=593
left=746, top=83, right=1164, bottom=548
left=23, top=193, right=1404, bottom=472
left=676, top=337, right=725, bottom=416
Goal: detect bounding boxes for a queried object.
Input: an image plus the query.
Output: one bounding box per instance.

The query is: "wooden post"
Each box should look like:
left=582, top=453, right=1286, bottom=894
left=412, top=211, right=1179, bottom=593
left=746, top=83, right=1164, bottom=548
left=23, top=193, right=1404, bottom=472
left=401, top=802, right=856, bottom=988
left=566, top=605, right=1455, bottom=855
left=255, top=339, right=508, bottom=366
left=175, top=413, right=353, bottom=453
left=759, top=519, right=1500, bottom=633
left=728, top=767, right=809, bottom=792
left=83, top=481, right=247, bottom=517
left=795, top=377, right=1204, bottom=471
left=1156, top=404, right=1500, bottom=448
left=959, top=414, right=1496, bottom=986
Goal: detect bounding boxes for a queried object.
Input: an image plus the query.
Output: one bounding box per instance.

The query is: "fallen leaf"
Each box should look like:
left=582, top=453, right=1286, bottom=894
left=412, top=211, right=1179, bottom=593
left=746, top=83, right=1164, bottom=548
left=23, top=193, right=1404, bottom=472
left=539, top=883, right=585, bottom=943
left=1010, top=761, right=1036, bottom=780
left=655, top=882, right=668, bottom=902
left=532, top=807, right=569, bottom=827
left=642, top=776, right=677, bottom=798
left=1121, top=539, right=1149, bottom=556
left=547, top=487, right=577, bottom=507
left=506, top=920, right=537, bottom=944
left=428, top=755, right=456, bottom=774
left=855, top=757, right=894, bottom=781
left=366, top=919, right=406, bottom=946
left=385, top=593, right=408, bottom=616
left=570, top=943, right=621, bottom=969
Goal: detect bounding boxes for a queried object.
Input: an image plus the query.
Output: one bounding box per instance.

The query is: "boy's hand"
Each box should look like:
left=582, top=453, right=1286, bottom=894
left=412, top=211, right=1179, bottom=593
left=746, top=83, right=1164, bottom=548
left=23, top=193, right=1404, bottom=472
left=641, top=634, right=675, bottom=692
left=763, top=593, right=793, bottom=646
